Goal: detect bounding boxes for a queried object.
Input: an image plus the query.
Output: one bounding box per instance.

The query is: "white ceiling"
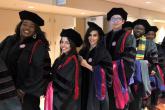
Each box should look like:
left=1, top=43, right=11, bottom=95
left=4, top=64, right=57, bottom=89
left=1, top=0, right=165, bottom=17
left=106, top=0, right=165, bottom=13
left=0, top=0, right=104, bottom=17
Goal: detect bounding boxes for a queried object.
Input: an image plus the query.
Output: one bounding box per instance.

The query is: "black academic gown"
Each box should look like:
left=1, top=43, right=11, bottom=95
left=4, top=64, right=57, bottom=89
left=79, top=45, right=112, bottom=110
left=0, top=57, right=7, bottom=72
left=0, top=35, right=51, bottom=110
left=157, top=44, right=165, bottom=75
left=149, top=43, right=165, bottom=106
left=51, top=51, right=80, bottom=110
left=106, top=30, right=136, bottom=80
left=129, top=38, right=158, bottom=110
left=159, top=39, right=165, bottom=97
left=106, top=30, right=136, bottom=110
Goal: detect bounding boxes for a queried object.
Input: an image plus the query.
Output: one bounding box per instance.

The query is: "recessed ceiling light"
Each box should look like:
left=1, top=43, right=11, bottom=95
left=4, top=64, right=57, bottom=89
left=145, top=1, right=152, bottom=4
left=80, top=12, right=85, bottom=15
left=28, top=6, right=34, bottom=9
left=153, top=19, right=165, bottom=23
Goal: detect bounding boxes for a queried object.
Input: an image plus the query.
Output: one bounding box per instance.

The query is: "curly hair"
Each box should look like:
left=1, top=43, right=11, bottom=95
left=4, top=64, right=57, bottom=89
left=15, top=21, right=50, bottom=49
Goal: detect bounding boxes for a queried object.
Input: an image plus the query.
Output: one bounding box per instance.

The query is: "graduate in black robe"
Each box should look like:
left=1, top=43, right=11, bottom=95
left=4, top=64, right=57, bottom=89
left=0, top=10, right=51, bottom=110
left=146, top=26, right=160, bottom=109
left=160, top=37, right=165, bottom=98
left=146, top=26, right=165, bottom=109
left=79, top=22, right=112, bottom=110
left=129, top=19, right=158, bottom=110
left=51, top=28, right=83, bottom=110
left=106, top=8, right=136, bottom=110
left=157, top=37, right=165, bottom=76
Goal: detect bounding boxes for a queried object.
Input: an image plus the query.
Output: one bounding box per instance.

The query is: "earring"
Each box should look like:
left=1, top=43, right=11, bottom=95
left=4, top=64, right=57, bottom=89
left=33, top=34, right=37, bottom=39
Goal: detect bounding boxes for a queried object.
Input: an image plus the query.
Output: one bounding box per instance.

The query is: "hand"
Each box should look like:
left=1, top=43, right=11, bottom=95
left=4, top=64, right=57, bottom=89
left=80, top=59, right=88, bottom=68
left=17, top=89, right=25, bottom=103
left=150, top=70, right=156, bottom=76
left=80, top=59, right=93, bottom=71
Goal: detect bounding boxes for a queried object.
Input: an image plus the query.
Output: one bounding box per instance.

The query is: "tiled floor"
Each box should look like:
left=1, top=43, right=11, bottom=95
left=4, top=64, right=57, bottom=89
left=156, top=98, right=165, bottom=110
left=144, top=98, right=165, bottom=110
left=40, top=97, right=165, bottom=110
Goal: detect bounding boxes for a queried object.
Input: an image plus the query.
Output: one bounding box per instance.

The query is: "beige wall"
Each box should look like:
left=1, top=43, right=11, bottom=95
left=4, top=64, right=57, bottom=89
left=75, top=18, right=85, bottom=39
left=25, top=0, right=53, bottom=4
left=0, top=9, right=19, bottom=40
left=74, top=17, right=86, bottom=51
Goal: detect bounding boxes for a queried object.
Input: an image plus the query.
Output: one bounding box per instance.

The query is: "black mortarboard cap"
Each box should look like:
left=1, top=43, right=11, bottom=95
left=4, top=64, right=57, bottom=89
left=60, top=28, right=83, bottom=47
left=107, top=8, right=128, bottom=21
left=123, top=21, right=133, bottom=28
left=133, top=19, right=150, bottom=30
left=146, top=26, right=158, bottom=33
left=19, top=10, right=44, bottom=26
left=87, top=22, right=104, bottom=37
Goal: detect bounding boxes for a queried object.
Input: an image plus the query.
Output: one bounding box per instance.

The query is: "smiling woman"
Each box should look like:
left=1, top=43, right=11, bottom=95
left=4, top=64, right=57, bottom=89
left=46, top=28, right=83, bottom=110
left=0, top=10, right=51, bottom=110
left=79, top=21, right=112, bottom=110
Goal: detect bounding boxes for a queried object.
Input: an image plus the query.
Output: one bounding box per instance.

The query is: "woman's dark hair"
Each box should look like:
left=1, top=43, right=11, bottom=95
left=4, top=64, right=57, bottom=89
left=15, top=21, right=22, bottom=37
left=83, top=27, right=104, bottom=50
left=15, top=21, right=50, bottom=48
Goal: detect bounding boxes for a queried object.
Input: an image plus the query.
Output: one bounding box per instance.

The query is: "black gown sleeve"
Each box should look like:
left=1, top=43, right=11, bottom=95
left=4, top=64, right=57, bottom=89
left=25, top=43, right=51, bottom=96
left=98, top=49, right=113, bottom=87
left=122, top=35, right=136, bottom=81
left=145, top=40, right=158, bottom=73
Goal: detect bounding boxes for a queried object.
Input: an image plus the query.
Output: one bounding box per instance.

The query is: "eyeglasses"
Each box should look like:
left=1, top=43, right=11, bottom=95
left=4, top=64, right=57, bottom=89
left=110, top=17, right=123, bottom=22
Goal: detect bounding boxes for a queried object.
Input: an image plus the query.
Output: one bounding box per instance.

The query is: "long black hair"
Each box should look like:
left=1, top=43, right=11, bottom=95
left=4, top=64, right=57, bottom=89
left=82, top=27, right=105, bottom=50
left=15, top=21, right=50, bottom=49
